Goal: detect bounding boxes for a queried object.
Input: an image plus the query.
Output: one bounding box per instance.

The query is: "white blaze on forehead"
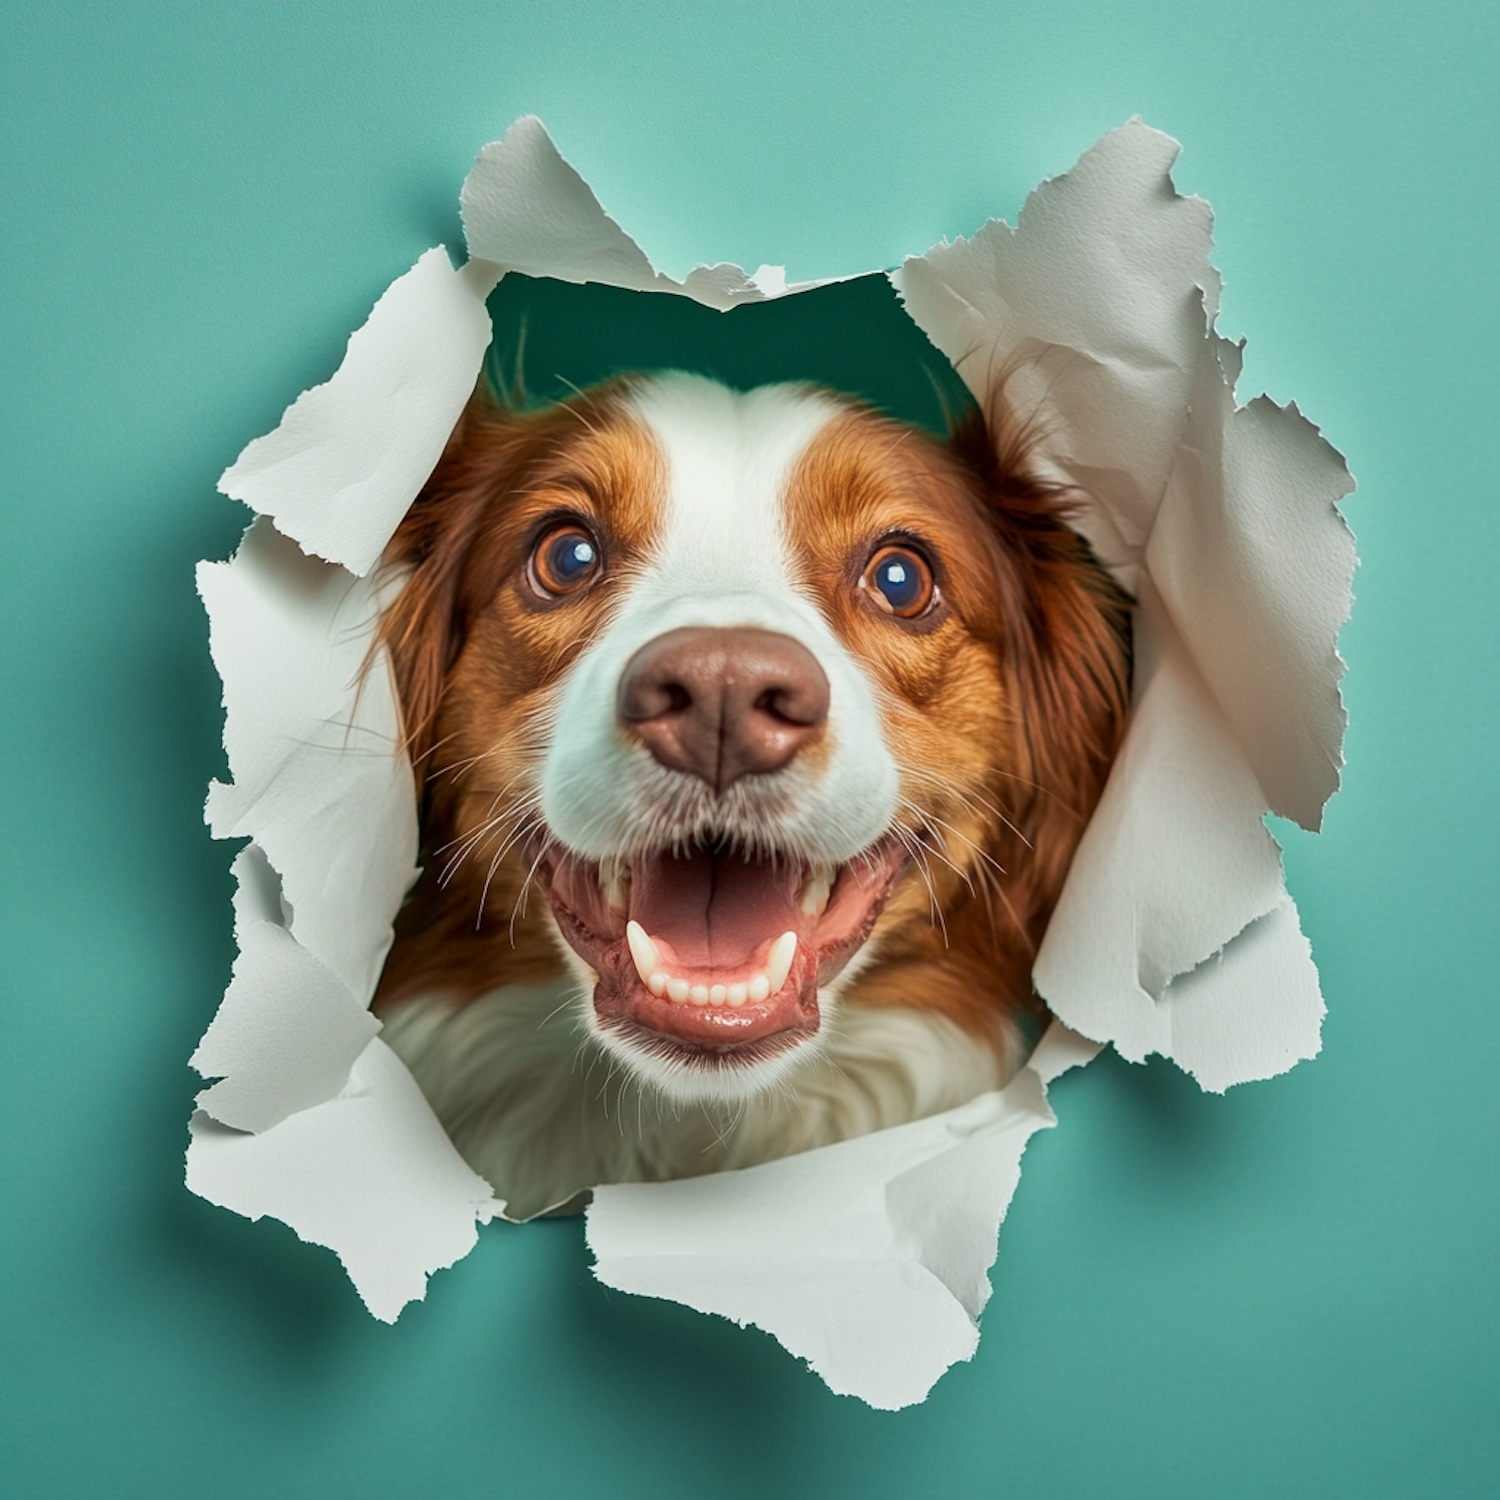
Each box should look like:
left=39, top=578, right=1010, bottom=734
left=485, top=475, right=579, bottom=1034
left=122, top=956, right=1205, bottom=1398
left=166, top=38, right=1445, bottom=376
left=540, top=373, right=902, bottom=862
left=624, top=374, right=845, bottom=604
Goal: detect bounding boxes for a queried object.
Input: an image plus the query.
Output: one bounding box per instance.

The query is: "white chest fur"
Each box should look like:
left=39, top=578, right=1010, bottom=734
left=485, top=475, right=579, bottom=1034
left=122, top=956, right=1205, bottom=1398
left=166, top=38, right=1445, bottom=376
left=380, top=983, right=1006, bottom=1219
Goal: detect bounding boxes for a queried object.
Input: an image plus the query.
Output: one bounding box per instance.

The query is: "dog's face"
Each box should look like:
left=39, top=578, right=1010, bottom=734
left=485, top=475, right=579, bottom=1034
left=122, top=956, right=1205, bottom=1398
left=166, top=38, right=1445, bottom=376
left=377, top=373, right=1129, bottom=1104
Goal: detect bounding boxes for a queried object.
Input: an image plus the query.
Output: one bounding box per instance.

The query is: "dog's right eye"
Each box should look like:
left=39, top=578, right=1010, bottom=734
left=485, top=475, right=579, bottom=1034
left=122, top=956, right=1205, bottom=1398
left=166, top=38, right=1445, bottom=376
left=529, top=525, right=602, bottom=599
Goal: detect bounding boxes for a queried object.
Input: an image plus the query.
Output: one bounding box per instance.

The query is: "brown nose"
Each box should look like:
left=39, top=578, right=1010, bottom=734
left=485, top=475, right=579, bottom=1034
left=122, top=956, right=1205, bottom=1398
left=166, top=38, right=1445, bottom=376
left=617, top=627, right=830, bottom=792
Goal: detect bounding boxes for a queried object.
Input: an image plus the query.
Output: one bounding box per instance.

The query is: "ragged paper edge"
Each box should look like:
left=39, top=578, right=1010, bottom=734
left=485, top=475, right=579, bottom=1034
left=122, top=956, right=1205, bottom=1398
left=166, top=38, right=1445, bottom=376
left=587, top=1023, right=1099, bottom=1410
left=188, top=1038, right=501, bottom=1323
left=891, top=121, right=1354, bottom=1084
left=460, top=115, right=843, bottom=310
left=187, top=115, right=1355, bottom=1396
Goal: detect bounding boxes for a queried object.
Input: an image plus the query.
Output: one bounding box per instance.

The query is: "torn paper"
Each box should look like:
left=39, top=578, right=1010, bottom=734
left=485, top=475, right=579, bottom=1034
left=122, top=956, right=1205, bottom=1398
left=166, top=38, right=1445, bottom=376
left=589, top=1022, right=1100, bottom=1410
left=188, top=116, right=1354, bottom=1405
left=219, top=250, right=495, bottom=578
left=188, top=1038, right=498, bottom=1321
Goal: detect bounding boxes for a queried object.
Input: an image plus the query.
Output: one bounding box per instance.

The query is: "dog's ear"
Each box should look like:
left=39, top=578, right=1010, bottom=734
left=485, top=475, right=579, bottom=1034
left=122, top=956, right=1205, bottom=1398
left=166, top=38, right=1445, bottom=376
left=951, top=400, right=1133, bottom=920
left=376, top=387, right=527, bottom=778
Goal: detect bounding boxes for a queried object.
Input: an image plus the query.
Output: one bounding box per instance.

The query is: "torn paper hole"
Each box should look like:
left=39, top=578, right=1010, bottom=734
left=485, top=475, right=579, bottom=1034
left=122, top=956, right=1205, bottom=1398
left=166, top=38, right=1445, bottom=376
left=187, top=116, right=1354, bottom=1409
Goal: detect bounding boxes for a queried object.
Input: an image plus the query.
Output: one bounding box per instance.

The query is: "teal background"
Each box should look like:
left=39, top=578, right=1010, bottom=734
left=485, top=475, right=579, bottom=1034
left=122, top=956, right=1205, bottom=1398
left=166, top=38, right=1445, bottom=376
left=2, top=2, right=1496, bottom=1495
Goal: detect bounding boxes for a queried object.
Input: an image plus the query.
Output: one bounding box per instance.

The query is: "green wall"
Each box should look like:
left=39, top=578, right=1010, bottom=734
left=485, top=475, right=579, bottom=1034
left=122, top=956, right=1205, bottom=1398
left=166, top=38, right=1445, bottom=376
left=2, top=3, right=1496, bottom=1495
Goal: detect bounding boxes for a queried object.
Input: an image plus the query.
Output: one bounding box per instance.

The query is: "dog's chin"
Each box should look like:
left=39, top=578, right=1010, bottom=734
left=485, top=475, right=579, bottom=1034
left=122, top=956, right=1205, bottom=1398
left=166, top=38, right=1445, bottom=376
left=534, top=830, right=911, bottom=1102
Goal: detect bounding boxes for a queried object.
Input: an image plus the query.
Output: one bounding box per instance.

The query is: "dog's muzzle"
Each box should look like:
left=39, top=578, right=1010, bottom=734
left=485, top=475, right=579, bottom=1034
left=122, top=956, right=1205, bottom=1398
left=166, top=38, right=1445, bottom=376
left=530, top=626, right=909, bottom=1090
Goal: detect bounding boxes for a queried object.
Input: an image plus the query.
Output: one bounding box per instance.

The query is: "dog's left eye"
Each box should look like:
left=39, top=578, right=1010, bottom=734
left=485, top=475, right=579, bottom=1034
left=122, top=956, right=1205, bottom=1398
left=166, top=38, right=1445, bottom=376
left=529, top=525, right=602, bottom=598
left=861, top=544, right=936, bottom=619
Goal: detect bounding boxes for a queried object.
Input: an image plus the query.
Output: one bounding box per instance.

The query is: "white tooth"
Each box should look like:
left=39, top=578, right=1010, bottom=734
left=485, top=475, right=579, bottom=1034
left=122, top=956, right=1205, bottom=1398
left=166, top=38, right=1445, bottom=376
left=625, top=921, right=659, bottom=988
left=799, top=869, right=832, bottom=917
left=748, top=973, right=770, bottom=1004
left=765, top=931, right=797, bottom=995
left=709, top=984, right=727, bottom=1006
left=647, top=971, right=668, bottom=997
left=689, top=985, right=710, bottom=1006
left=727, top=982, right=748, bottom=1007
left=600, top=857, right=631, bottom=915
left=667, top=977, right=690, bottom=1003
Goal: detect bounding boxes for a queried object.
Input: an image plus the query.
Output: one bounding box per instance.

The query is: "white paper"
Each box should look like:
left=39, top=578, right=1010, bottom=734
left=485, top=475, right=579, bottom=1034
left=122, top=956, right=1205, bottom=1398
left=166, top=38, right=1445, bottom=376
left=892, top=124, right=1352, bottom=1091
left=190, top=843, right=379, bottom=1133
left=460, top=115, right=829, bottom=311
left=188, top=116, right=1354, bottom=1400
left=219, top=248, right=495, bottom=578
left=188, top=1038, right=499, bottom=1322
left=197, top=516, right=419, bottom=1006
left=1146, top=338, right=1354, bottom=831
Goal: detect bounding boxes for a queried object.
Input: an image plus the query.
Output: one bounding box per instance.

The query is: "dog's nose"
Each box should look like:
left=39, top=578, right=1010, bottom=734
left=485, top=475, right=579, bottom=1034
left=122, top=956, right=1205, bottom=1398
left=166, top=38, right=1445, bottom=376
left=617, top=627, right=830, bottom=792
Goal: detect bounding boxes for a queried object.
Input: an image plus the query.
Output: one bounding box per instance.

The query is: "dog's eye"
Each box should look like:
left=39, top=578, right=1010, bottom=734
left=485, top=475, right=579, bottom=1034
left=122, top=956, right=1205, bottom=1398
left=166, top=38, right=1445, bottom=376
left=529, top=525, right=602, bottom=598
left=862, top=545, right=936, bottom=619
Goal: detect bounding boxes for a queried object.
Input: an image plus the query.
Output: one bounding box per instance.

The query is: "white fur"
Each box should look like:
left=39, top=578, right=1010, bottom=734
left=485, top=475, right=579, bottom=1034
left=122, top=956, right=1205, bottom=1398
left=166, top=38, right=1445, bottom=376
left=380, top=980, right=1008, bottom=1220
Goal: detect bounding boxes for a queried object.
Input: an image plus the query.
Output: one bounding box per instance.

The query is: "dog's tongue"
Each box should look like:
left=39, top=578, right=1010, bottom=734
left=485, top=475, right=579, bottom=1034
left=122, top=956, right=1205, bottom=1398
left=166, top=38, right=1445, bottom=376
left=629, top=847, right=812, bottom=967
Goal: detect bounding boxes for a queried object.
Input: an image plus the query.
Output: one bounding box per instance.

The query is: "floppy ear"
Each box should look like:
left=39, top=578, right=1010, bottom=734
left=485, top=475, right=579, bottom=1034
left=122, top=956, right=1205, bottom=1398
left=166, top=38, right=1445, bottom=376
left=951, top=400, right=1133, bottom=928
left=376, top=388, right=525, bottom=778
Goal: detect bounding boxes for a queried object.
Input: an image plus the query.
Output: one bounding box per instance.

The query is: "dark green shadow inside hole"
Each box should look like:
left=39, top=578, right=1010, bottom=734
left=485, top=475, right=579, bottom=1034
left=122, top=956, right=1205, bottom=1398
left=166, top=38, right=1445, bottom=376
left=484, top=271, right=977, bottom=435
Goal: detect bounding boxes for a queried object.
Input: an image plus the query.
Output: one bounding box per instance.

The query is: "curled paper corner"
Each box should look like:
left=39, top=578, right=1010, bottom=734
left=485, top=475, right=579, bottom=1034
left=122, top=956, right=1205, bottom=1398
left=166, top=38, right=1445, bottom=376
left=1146, top=342, right=1357, bottom=837
left=189, top=843, right=379, bottom=1133
left=188, top=113, right=1355, bottom=1407
left=218, top=247, right=493, bottom=577
left=1042, top=895, right=1325, bottom=1098
left=187, top=1038, right=502, bottom=1322
left=460, top=115, right=837, bottom=310
left=890, top=117, right=1223, bottom=586
left=586, top=1024, right=1097, bottom=1411
left=1158, top=897, right=1325, bottom=1095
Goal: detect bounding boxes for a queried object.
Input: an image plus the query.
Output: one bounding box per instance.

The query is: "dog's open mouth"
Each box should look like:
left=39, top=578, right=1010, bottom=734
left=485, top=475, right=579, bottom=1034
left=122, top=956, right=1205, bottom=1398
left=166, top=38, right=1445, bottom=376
left=535, top=833, right=911, bottom=1069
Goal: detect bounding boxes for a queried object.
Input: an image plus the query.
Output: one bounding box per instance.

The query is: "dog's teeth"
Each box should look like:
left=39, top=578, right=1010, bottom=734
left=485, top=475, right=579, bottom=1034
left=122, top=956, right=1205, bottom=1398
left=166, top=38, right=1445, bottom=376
left=625, top=921, right=659, bottom=988
left=600, top=858, right=631, bottom=915
left=799, top=865, right=833, bottom=917
left=765, top=931, right=797, bottom=995
left=646, top=956, right=789, bottom=1007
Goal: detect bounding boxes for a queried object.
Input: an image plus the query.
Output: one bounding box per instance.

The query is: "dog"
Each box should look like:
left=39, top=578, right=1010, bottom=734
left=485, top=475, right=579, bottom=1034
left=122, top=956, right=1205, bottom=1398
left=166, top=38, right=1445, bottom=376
left=373, top=371, right=1130, bottom=1218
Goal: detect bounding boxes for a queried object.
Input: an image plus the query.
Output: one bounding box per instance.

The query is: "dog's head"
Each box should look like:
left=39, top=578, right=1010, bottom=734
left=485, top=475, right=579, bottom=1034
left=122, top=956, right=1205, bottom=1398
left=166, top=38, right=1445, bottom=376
left=376, top=373, right=1129, bottom=1101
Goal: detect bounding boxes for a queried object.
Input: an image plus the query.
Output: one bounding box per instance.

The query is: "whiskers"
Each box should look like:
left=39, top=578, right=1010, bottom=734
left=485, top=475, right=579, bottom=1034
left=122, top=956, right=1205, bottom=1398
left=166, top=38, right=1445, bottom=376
left=892, top=767, right=1030, bottom=945
left=434, top=784, right=537, bottom=884
left=902, top=765, right=1031, bottom=851
left=505, top=840, right=551, bottom=944
left=427, top=767, right=550, bottom=939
